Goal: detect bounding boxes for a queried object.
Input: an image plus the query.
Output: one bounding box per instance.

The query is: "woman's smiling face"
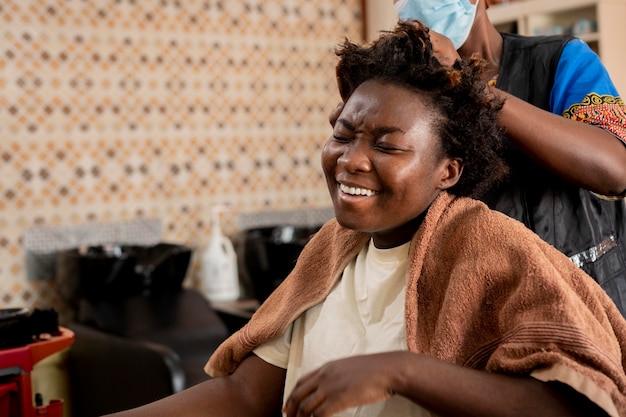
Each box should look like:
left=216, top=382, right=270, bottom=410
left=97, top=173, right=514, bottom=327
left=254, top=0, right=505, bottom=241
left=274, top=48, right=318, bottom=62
left=322, top=80, right=462, bottom=248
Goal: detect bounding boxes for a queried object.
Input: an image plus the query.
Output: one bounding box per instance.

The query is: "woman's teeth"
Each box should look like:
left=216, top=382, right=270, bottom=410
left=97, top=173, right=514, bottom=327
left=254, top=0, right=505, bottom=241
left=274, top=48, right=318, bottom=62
left=340, top=184, right=378, bottom=196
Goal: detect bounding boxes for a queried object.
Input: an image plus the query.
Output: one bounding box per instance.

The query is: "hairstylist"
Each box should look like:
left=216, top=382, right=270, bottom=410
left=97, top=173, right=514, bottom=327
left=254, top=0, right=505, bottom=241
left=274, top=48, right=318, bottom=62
left=391, top=0, right=626, bottom=315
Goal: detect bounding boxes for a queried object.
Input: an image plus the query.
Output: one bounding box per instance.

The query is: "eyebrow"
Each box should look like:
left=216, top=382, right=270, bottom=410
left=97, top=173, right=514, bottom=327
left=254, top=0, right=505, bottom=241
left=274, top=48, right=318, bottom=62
left=337, top=118, right=406, bottom=136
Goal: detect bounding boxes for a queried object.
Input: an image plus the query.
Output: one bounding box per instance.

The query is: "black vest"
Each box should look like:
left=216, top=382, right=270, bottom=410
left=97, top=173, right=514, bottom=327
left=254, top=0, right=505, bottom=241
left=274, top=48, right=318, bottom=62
left=489, top=33, right=626, bottom=316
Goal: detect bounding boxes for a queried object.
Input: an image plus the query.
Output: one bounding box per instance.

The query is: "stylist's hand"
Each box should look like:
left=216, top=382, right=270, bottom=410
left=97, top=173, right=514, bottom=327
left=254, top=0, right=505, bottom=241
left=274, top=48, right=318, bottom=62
left=282, top=353, right=397, bottom=417
left=428, top=29, right=461, bottom=66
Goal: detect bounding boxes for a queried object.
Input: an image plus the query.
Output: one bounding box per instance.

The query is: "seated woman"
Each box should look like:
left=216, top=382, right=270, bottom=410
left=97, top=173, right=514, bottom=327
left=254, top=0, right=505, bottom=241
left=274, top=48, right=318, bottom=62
left=107, top=21, right=626, bottom=417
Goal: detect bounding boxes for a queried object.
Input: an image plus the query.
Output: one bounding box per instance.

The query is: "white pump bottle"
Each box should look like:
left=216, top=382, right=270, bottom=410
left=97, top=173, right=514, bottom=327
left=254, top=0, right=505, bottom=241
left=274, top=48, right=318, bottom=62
left=201, top=206, right=240, bottom=303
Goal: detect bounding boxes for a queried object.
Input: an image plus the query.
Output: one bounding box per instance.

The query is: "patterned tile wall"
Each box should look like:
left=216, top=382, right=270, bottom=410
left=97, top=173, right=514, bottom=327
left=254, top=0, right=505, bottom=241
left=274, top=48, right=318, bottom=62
left=0, top=0, right=363, bottom=322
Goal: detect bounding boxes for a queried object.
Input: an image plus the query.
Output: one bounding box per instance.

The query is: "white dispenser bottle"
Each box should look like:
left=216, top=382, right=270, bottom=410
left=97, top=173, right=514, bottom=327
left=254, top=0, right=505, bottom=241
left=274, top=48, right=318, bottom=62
left=201, top=206, right=240, bottom=303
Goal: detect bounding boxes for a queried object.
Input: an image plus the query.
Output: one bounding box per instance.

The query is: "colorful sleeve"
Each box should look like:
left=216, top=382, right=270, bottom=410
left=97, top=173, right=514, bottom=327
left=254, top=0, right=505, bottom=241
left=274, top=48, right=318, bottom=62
left=550, top=39, right=626, bottom=144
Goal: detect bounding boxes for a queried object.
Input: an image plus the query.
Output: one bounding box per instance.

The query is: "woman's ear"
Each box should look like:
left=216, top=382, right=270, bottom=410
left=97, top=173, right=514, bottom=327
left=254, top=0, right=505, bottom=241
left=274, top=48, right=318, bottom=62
left=439, top=158, right=463, bottom=190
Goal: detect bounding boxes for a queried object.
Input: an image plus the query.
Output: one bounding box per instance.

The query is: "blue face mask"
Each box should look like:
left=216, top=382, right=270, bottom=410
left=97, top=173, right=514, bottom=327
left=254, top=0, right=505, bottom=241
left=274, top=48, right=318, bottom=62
left=394, top=0, right=478, bottom=50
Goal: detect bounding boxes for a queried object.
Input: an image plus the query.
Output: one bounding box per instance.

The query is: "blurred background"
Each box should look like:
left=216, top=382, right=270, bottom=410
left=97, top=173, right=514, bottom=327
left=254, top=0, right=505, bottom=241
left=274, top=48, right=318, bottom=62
left=0, top=0, right=363, bottom=319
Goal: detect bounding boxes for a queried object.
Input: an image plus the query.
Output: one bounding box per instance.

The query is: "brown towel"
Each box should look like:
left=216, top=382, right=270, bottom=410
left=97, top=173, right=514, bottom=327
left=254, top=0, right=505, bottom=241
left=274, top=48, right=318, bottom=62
left=206, top=191, right=626, bottom=415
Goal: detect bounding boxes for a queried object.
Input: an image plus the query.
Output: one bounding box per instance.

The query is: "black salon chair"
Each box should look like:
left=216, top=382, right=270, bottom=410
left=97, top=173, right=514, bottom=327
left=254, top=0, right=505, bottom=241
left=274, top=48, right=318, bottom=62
left=57, top=244, right=229, bottom=416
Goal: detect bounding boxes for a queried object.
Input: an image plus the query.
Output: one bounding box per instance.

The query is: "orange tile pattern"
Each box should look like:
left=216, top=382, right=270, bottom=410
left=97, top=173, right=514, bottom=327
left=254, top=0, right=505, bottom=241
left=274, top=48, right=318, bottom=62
left=0, top=0, right=362, bottom=321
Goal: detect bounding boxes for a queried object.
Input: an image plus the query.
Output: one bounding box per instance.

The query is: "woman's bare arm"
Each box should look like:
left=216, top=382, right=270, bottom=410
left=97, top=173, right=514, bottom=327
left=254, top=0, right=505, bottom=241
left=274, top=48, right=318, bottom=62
left=105, top=354, right=286, bottom=417
left=283, top=352, right=606, bottom=417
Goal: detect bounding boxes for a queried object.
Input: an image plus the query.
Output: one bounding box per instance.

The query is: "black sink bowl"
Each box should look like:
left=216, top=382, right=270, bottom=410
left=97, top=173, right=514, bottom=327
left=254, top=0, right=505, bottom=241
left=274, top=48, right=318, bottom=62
left=56, top=243, right=192, bottom=305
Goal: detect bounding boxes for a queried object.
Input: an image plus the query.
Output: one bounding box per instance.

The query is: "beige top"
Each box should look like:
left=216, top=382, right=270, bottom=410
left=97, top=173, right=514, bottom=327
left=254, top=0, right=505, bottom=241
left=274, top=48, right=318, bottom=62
left=255, top=240, right=430, bottom=416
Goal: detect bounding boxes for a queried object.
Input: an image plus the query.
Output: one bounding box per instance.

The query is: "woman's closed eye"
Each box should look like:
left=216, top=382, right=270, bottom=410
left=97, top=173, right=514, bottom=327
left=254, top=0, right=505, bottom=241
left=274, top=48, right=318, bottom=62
left=374, top=141, right=404, bottom=152
left=333, top=134, right=352, bottom=143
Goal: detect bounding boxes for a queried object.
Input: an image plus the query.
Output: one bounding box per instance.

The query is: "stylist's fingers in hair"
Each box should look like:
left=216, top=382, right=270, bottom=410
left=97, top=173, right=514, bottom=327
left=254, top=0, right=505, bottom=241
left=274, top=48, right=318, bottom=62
left=428, top=30, right=461, bottom=66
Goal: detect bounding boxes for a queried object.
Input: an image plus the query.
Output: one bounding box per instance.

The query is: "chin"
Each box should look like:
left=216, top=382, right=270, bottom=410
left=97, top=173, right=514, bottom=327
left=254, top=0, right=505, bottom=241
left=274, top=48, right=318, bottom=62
left=333, top=211, right=368, bottom=233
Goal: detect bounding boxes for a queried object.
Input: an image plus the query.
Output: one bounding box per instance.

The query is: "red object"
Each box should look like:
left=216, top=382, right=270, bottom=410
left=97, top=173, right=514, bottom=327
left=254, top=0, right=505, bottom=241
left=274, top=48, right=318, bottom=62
left=0, top=328, right=74, bottom=417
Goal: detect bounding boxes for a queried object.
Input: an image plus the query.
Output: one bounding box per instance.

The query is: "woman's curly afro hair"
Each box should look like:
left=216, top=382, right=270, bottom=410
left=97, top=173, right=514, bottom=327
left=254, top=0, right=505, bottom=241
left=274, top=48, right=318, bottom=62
left=335, top=21, right=508, bottom=199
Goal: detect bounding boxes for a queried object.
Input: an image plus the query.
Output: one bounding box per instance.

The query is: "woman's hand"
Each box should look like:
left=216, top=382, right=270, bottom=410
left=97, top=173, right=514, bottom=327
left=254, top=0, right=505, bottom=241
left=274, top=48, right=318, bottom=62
left=282, top=353, right=398, bottom=417
left=281, top=350, right=597, bottom=417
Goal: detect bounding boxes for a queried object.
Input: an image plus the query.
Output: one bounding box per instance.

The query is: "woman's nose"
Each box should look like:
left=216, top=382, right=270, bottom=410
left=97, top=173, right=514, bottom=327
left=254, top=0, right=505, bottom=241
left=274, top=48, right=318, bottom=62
left=337, top=141, right=372, bottom=173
